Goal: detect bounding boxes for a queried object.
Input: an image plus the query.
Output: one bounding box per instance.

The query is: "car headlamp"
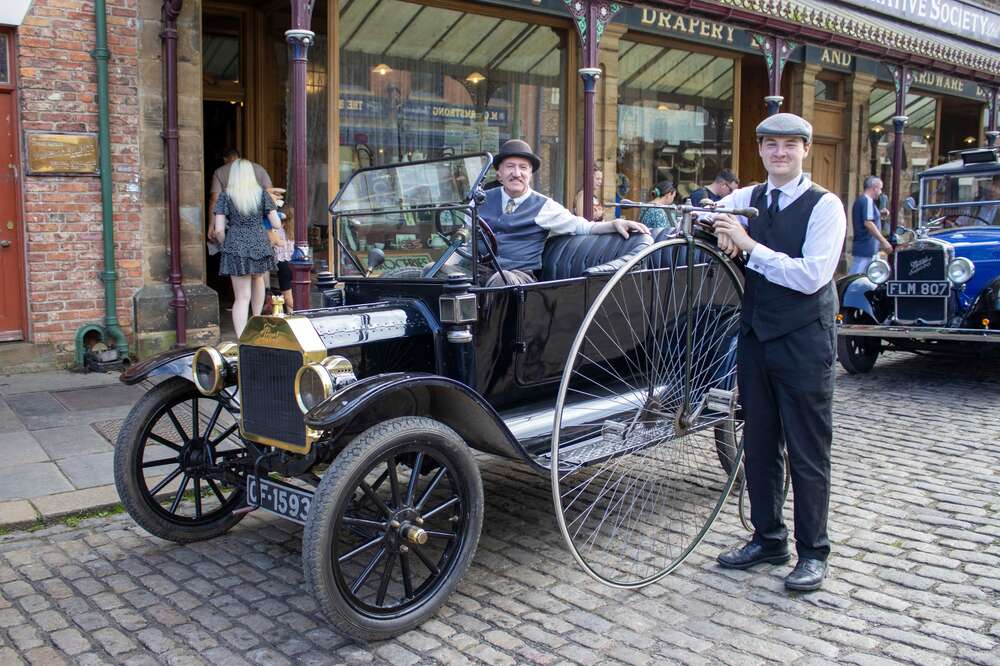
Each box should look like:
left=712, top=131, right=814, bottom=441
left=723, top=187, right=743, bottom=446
left=294, top=355, right=356, bottom=414
left=866, top=259, right=891, bottom=285
left=192, top=343, right=238, bottom=396
left=946, top=257, right=974, bottom=285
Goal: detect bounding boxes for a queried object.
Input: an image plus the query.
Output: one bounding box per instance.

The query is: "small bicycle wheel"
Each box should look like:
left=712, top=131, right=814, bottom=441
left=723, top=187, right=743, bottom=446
left=551, top=238, right=745, bottom=588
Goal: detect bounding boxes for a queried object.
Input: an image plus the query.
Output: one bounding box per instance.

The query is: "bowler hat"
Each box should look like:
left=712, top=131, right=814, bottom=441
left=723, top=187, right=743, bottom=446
left=493, top=139, right=541, bottom=171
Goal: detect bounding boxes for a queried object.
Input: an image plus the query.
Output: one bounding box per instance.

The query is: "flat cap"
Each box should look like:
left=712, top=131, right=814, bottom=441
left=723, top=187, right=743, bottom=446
left=756, top=113, right=812, bottom=143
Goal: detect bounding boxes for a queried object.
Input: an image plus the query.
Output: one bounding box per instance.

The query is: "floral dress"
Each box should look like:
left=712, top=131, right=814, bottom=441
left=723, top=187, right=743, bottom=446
left=214, top=190, right=277, bottom=276
left=640, top=206, right=678, bottom=230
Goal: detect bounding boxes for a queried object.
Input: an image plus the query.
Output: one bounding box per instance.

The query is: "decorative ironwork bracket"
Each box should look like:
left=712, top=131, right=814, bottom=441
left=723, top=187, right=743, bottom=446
left=750, top=34, right=798, bottom=115
left=563, top=0, right=622, bottom=66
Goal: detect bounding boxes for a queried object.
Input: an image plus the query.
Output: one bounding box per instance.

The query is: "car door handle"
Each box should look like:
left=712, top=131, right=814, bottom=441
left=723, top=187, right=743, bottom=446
left=0, top=240, right=10, bottom=247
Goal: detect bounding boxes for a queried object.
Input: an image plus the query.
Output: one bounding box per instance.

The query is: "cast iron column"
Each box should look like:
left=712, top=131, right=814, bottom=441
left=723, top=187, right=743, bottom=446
left=564, top=1, right=620, bottom=216
left=987, top=87, right=999, bottom=148
left=162, top=0, right=187, bottom=346
left=886, top=64, right=912, bottom=234
left=580, top=67, right=600, bottom=216
left=287, top=0, right=315, bottom=310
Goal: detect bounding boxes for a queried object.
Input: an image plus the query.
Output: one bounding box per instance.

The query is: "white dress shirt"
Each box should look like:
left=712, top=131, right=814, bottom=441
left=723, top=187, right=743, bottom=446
left=501, top=187, right=594, bottom=236
left=713, top=175, right=846, bottom=295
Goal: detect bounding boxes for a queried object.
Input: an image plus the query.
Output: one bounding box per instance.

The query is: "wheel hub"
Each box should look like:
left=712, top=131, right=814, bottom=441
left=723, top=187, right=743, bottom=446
left=386, top=509, right=427, bottom=550
left=179, top=439, right=210, bottom=473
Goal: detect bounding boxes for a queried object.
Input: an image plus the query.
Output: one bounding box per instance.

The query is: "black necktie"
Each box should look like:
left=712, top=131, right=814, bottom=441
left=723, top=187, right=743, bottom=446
left=768, top=189, right=781, bottom=216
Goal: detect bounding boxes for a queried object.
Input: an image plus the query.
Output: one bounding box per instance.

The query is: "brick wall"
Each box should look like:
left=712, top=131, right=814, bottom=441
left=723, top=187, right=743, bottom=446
left=17, top=0, right=141, bottom=359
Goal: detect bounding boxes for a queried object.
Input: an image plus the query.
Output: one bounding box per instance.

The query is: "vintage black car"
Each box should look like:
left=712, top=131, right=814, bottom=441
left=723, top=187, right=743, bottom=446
left=114, top=154, right=749, bottom=640
left=837, top=148, right=1000, bottom=373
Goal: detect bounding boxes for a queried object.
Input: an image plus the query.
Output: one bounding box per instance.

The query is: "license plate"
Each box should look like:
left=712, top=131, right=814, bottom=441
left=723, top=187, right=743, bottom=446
left=247, top=476, right=313, bottom=524
left=887, top=281, right=949, bottom=297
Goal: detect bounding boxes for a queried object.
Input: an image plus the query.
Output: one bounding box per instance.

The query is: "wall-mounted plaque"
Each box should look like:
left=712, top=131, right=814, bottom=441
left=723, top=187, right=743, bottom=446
left=26, top=132, right=99, bottom=175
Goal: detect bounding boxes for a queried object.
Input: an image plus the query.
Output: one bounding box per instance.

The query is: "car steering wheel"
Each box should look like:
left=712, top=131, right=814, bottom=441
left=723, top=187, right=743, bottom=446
left=456, top=217, right=498, bottom=261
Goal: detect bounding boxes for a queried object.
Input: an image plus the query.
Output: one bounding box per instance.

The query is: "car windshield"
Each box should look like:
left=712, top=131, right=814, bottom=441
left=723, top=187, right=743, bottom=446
left=920, top=172, right=1000, bottom=231
left=330, top=154, right=490, bottom=279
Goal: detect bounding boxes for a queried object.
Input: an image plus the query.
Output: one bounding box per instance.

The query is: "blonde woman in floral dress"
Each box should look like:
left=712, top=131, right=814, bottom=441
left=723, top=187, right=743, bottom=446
left=211, top=159, right=279, bottom=337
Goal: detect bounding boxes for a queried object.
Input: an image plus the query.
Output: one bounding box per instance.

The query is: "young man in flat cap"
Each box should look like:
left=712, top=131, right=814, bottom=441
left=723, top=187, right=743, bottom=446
left=709, top=113, right=846, bottom=591
left=477, top=139, right=647, bottom=286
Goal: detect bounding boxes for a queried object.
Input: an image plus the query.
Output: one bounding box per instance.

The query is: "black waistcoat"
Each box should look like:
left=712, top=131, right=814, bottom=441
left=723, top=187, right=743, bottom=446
left=741, top=183, right=837, bottom=341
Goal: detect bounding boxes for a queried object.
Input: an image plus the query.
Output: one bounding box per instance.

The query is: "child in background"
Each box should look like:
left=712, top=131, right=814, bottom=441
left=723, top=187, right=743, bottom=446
left=272, top=211, right=295, bottom=313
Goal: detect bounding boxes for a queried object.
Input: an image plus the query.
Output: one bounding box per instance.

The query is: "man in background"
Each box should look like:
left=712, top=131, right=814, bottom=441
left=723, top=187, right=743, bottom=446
left=849, top=176, right=892, bottom=274
left=689, top=168, right=739, bottom=206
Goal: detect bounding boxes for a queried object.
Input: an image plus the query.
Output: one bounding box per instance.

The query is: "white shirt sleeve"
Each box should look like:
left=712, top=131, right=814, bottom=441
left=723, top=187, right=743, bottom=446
left=535, top=197, right=594, bottom=235
left=746, top=192, right=847, bottom=295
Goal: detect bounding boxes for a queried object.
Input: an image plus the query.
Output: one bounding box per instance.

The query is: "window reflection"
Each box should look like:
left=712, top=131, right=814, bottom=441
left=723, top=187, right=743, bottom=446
left=0, top=34, right=8, bottom=85
left=868, top=88, right=937, bottom=205
left=338, top=0, right=567, bottom=201
left=616, top=39, right=735, bottom=207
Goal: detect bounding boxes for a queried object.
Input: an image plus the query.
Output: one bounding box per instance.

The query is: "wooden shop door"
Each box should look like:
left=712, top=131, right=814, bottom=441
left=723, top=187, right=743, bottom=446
left=0, top=30, right=26, bottom=342
left=810, top=140, right=840, bottom=194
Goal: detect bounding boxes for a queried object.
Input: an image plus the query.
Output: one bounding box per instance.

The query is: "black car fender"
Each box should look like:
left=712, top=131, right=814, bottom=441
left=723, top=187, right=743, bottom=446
left=119, top=347, right=197, bottom=386
left=967, top=275, right=1000, bottom=320
left=305, top=373, right=529, bottom=460
left=837, top=274, right=878, bottom=322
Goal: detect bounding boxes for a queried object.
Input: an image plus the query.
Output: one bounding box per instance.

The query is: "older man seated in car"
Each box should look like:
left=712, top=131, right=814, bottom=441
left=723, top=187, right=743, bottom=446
left=477, top=139, right=648, bottom=286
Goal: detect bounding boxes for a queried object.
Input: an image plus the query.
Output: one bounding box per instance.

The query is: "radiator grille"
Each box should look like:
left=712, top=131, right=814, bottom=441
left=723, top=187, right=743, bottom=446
left=239, top=346, right=306, bottom=448
left=893, top=246, right=947, bottom=324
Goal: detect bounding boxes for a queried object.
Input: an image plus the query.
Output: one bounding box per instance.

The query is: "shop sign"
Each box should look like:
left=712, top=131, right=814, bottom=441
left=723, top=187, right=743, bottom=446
left=339, top=95, right=507, bottom=126
left=908, top=70, right=988, bottom=100
left=840, top=0, right=1000, bottom=48
left=623, top=7, right=756, bottom=53
left=25, top=132, right=99, bottom=175
left=809, top=46, right=854, bottom=72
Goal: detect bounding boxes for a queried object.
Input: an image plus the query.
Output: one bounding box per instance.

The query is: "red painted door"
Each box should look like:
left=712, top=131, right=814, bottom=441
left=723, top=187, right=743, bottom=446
left=0, top=30, right=25, bottom=341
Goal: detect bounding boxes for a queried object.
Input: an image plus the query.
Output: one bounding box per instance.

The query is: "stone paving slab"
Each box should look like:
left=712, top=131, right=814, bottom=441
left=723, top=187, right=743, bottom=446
left=0, top=431, right=48, bottom=468
left=0, top=352, right=997, bottom=664
left=50, top=384, right=146, bottom=412
left=0, top=462, right=73, bottom=501
left=33, top=425, right=112, bottom=460
left=0, top=371, right=121, bottom=397
left=54, top=451, right=116, bottom=490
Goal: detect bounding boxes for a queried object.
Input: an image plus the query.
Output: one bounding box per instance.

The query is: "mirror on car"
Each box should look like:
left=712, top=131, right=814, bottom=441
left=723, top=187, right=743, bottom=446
left=904, top=197, right=916, bottom=211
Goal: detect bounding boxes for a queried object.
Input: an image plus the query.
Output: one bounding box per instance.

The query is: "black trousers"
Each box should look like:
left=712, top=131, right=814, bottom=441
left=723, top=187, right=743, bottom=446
left=737, top=319, right=836, bottom=560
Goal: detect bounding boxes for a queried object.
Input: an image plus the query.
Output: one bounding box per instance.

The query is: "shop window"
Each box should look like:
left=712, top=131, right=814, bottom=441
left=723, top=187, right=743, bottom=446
left=814, top=78, right=841, bottom=102
left=616, top=38, right=735, bottom=205
left=0, top=34, right=8, bottom=84
left=203, top=16, right=242, bottom=85
left=338, top=0, right=568, bottom=201
left=868, top=87, right=937, bottom=206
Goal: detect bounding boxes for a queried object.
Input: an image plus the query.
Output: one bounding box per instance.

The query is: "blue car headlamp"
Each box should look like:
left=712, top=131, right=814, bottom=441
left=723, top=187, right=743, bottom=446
left=946, top=257, right=974, bottom=285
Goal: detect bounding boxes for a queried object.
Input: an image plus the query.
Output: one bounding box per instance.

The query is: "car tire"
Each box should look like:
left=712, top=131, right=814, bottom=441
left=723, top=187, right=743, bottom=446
left=837, top=309, right=880, bottom=374
left=113, top=377, right=247, bottom=543
left=302, top=416, right=483, bottom=641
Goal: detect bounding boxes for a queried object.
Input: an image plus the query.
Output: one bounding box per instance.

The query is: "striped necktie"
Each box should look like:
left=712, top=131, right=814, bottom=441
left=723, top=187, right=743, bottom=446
left=505, top=198, right=517, bottom=215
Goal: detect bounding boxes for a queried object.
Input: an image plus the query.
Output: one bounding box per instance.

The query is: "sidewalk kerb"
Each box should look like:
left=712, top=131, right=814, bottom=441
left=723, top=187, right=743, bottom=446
left=28, top=484, right=121, bottom=524
left=0, top=499, right=41, bottom=530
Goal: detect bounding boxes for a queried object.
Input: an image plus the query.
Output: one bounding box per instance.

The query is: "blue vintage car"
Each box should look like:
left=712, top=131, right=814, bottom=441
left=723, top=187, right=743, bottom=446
left=837, top=147, right=1000, bottom=373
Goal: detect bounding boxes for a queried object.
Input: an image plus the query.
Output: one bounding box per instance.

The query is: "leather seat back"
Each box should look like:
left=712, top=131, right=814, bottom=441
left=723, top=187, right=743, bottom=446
left=539, top=232, right=653, bottom=281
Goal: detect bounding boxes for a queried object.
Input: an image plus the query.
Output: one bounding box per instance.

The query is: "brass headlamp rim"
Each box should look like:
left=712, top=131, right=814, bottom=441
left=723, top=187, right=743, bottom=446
left=294, top=362, right=334, bottom=414
left=192, top=346, right=226, bottom=396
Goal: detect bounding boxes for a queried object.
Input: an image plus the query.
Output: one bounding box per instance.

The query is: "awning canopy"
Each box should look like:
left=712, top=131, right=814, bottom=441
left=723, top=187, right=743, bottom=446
left=650, top=0, right=1000, bottom=83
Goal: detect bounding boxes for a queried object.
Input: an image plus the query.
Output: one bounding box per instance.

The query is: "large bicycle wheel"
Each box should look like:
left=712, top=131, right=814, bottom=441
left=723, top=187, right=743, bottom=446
left=551, top=238, right=745, bottom=588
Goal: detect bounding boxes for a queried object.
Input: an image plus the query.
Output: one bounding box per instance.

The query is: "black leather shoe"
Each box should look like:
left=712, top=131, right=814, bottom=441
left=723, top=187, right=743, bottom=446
left=784, top=558, right=828, bottom=591
left=717, top=541, right=790, bottom=569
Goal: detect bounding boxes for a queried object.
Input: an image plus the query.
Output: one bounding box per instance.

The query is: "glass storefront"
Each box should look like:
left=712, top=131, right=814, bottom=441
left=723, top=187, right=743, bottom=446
left=617, top=38, right=735, bottom=206
left=337, top=0, right=568, bottom=201
left=868, top=87, right=937, bottom=203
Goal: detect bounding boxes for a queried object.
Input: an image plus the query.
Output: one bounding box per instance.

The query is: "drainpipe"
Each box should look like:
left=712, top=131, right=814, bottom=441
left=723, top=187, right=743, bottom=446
left=163, top=0, right=187, bottom=346
left=74, top=0, right=130, bottom=367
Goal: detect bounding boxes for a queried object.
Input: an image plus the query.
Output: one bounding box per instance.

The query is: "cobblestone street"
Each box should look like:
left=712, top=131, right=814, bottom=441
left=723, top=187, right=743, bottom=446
left=1, top=352, right=998, bottom=665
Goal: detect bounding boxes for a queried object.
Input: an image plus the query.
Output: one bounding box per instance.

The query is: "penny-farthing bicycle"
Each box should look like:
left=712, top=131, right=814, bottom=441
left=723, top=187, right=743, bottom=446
left=550, top=201, right=758, bottom=588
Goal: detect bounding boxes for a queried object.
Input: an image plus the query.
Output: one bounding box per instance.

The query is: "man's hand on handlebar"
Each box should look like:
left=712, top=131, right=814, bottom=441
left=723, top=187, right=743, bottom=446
left=713, top=214, right=755, bottom=259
